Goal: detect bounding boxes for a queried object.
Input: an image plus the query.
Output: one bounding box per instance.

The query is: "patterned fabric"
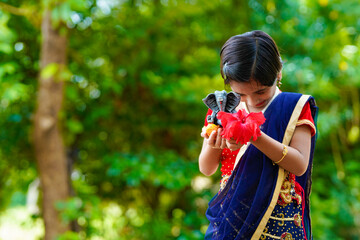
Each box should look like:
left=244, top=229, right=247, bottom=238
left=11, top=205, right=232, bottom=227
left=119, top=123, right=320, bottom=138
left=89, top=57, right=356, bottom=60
left=261, top=201, right=304, bottom=240
left=220, top=149, right=238, bottom=176
left=261, top=173, right=305, bottom=240
left=219, top=149, right=239, bottom=191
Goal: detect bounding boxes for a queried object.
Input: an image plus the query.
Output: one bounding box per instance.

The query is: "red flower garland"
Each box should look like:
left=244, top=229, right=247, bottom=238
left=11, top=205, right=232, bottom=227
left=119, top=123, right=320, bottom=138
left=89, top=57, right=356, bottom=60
left=217, top=109, right=266, bottom=145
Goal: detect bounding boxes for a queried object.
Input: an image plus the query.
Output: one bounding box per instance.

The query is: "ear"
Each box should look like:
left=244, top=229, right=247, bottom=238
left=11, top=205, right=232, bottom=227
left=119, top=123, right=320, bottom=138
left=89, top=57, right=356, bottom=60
left=202, top=93, right=219, bottom=112
left=277, top=71, right=282, bottom=81
left=225, top=92, right=241, bottom=113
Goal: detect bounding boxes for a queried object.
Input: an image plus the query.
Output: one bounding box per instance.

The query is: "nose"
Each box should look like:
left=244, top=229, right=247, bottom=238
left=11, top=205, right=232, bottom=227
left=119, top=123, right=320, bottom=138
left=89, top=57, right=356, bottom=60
left=247, top=96, right=262, bottom=108
left=240, top=95, right=247, bottom=103
left=241, top=95, right=256, bottom=106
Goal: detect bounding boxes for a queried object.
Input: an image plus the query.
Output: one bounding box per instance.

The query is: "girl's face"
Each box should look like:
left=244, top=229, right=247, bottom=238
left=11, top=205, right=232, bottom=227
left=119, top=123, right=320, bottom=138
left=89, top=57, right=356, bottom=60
left=230, top=78, right=277, bottom=112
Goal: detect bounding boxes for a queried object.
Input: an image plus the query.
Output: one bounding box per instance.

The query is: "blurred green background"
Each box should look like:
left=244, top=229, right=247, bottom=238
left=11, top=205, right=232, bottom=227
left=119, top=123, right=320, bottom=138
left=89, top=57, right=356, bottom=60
left=0, top=0, right=360, bottom=239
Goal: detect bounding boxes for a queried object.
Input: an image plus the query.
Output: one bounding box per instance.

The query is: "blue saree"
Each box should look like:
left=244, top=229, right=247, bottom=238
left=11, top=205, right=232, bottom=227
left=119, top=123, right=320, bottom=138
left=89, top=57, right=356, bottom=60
left=205, top=92, right=318, bottom=240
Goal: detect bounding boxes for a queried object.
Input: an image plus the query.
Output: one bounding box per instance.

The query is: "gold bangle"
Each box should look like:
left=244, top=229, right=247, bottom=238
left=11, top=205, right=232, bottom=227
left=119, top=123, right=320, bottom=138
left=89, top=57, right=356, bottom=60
left=274, top=145, right=288, bottom=164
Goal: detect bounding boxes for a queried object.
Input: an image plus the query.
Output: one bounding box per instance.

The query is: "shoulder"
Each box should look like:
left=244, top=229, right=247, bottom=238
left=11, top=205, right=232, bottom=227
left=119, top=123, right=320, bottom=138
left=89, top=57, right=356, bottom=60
left=279, top=92, right=317, bottom=137
left=278, top=92, right=317, bottom=111
left=297, top=102, right=316, bottom=137
left=272, top=92, right=304, bottom=108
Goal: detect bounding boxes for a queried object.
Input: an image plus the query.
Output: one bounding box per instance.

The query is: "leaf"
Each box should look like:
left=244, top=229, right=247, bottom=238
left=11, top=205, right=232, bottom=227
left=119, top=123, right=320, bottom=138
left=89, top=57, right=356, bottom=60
left=40, top=63, right=59, bottom=79
left=67, top=118, right=83, bottom=134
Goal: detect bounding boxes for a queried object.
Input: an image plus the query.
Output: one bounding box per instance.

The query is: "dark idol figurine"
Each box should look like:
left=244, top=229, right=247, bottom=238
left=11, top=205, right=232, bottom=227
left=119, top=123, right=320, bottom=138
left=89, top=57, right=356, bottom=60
left=202, top=90, right=240, bottom=126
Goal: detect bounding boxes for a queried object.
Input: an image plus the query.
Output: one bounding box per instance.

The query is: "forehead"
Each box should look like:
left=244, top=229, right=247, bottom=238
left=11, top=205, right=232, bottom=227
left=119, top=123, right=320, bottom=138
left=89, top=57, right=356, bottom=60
left=229, top=79, right=267, bottom=93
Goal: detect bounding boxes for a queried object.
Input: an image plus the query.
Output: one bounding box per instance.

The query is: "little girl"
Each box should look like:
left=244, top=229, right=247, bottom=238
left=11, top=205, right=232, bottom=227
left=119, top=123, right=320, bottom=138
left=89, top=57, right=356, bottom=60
left=199, top=30, right=317, bottom=240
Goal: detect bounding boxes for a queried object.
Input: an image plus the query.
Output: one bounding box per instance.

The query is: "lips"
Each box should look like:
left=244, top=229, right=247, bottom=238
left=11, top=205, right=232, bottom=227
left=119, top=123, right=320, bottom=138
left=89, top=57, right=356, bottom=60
left=255, top=100, right=266, bottom=107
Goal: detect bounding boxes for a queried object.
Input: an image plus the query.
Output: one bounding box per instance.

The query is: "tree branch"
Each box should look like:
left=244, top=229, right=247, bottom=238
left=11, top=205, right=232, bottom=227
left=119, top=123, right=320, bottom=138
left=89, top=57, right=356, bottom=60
left=0, top=2, right=42, bottom=28
left=0, top=2, right=29, bottom=16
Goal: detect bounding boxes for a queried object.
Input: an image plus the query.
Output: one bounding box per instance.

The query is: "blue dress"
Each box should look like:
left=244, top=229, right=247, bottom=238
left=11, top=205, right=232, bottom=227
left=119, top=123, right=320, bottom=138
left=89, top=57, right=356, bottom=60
left=205, top=93, right=318, bottom=240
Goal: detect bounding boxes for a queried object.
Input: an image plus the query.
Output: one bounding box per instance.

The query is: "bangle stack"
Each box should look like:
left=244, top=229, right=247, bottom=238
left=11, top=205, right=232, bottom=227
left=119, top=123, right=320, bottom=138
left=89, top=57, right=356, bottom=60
left=274, top=145, right=288, bottom=165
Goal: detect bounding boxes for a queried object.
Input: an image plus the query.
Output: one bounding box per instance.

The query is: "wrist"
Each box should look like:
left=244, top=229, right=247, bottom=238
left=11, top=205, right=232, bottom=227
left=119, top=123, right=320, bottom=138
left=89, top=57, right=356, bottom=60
left=273, top=144, right=288, bottom=165
left=250, top=131, right=263, bottom=143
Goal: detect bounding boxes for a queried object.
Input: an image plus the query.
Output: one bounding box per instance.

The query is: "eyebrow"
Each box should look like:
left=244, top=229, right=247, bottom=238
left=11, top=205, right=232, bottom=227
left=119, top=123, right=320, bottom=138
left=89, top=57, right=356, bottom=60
left=254, top=88, right=268, bottom=93
left=236, top=87, right=268, bottom=95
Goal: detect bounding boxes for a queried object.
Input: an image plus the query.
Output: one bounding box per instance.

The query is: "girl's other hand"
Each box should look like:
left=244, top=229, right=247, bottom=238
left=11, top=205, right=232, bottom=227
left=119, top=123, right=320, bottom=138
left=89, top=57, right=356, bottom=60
left=226, top=138, right=243, bottom=151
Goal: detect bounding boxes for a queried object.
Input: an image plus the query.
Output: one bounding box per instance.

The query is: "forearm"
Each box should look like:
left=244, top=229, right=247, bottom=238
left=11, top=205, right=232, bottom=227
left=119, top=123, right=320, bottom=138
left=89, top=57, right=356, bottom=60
left=250, top=127, right=311, bottom=176
left=198, top=141, right=222, bottom=176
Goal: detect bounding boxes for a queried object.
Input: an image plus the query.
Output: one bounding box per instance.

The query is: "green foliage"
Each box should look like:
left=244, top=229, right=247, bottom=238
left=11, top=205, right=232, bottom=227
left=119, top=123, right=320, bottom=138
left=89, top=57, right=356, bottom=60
left=1, top=0, right=360, bottom=239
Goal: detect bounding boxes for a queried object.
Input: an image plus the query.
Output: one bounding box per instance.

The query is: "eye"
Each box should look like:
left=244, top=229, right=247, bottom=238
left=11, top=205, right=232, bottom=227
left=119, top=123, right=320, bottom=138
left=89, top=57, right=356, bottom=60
left=234, top=92, right=245, bottom=97
left=256, top=88, right=269, bottom=95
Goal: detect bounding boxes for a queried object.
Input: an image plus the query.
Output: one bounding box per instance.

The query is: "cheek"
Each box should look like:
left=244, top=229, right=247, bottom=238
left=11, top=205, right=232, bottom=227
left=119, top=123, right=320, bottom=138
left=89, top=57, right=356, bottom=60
left=261, top=92, right=273, bottom=100
left=252, top=95, right=268, bottom=105
left=247, top=96, right=258, bottom=105
left=263, top=94, right=271, bottom=100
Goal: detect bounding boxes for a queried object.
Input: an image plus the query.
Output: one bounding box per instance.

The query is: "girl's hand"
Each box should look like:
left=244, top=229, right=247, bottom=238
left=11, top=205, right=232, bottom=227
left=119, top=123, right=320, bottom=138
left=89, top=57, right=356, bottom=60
left=200, top=126, right=208, bottom=138
left=226, top=138, right=243, bottom=151
left=201, top=127, right=226, bottom=149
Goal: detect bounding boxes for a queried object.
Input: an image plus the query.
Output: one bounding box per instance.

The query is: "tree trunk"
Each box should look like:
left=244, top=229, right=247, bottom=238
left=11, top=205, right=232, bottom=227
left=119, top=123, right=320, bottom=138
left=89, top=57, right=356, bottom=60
left=34, top=10, right=70, bottom=240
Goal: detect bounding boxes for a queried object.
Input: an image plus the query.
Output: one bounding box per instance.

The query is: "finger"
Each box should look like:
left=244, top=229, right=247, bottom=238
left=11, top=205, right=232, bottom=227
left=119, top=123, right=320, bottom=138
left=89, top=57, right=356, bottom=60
left=200, top=131, right=207, bottom=138
left=226, top=140, right=232, bottom=149
left=200, top=127, right=207, bottom=138
left=226, top=141, right=237, bottom=151
left=220, top=138, right=227, bottom=149
left=214, top=128, right=223, bottom=147
left=230, top=146, right=238, bottom=151
left=231, top=144, right=241, bottom=151
left=228, top=145, right=236, bottom=151
left=207, top=130, right=217, bottom=146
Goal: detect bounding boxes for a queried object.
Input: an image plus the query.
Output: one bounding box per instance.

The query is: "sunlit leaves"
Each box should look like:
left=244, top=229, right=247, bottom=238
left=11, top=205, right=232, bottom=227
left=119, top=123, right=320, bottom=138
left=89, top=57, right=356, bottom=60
left=1, top=83, right=29, bottom=103
left=104, top=151, right=196, bottom=190
left=40, top=62, right=58, bottom=78
left=0, top=12, right=15, bottom=54
left=51, top=0, right=89, bottom=26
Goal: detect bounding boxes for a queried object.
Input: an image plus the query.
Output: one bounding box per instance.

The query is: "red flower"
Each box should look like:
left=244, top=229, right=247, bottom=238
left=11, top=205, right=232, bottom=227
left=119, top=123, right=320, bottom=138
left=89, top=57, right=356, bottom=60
left=217, top=109, right=266, bottom=145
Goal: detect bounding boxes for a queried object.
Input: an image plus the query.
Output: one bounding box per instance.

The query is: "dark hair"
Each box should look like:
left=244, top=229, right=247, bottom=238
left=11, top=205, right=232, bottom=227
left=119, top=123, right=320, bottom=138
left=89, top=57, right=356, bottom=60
left=220, top=30, right=282, bottom=86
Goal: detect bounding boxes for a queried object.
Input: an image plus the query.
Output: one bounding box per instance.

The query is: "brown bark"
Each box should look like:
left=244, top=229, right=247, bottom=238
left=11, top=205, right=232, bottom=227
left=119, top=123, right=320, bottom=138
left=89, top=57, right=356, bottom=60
left=34, top=10, right=70, bottom=240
